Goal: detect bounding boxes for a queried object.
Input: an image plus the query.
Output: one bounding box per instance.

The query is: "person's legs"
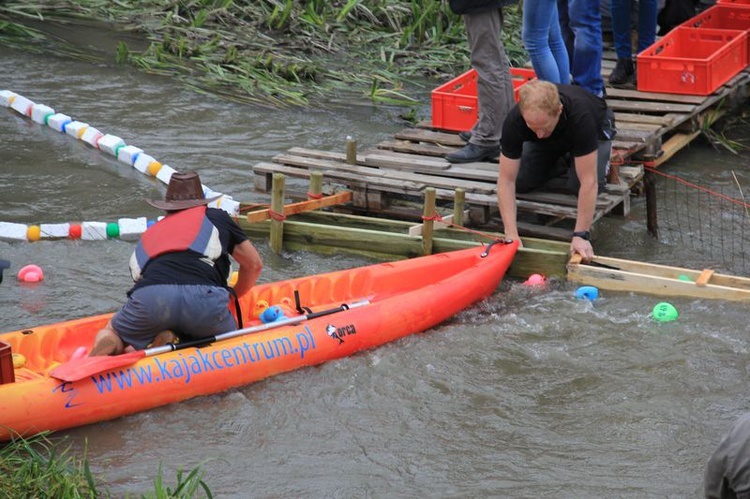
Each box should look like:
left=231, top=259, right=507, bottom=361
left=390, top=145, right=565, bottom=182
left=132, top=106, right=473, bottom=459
left=636, top=0, right=658, bottom=53
left=557, top=0, right=574, bottom=68
left=566, top=139, right=613, bottom=194
left=548, top=1, right=571, bottom=84
left=447, top=9, right=513, bottom=163
left=611, top=0, right=634, bottom=59
left=517, top=141, right=567, bottom=193
left=176, top=285, right=237, bottom=340
left=523, top=0, right=570, bottom=84
left=464, top=8, right=513, bottom=147
left=567, top=0, right=604, bottom=96
left=109, top=285, right=182, bottom=351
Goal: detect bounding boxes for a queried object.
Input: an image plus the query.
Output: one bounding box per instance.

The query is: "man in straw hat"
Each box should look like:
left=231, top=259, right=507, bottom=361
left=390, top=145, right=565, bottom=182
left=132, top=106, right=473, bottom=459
left=90, top=171, right=263, bottom=356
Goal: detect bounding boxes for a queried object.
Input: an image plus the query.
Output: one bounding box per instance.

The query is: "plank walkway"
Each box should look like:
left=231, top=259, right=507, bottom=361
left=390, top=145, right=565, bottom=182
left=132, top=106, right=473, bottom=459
left=252, top=62, right=750, bottom=241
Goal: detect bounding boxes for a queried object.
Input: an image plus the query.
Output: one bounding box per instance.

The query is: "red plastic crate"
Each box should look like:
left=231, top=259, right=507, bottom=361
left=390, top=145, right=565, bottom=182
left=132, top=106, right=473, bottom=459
left=431, top=67, right=536, bottom=132
left=680, top=4, right=750, bottom=56
left=637, top=27, right=748, bottom=95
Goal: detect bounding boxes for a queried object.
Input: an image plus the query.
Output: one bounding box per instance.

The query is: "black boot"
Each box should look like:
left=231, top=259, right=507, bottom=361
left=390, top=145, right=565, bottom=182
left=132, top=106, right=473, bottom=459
left=609, top=58, right=635, bottom=87
left=445, top=143, right=500, bottom=164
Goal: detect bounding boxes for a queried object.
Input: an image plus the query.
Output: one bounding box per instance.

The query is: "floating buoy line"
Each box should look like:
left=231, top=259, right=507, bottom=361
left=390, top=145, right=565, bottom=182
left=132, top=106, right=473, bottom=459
left=0, top=89, right=241, bottom=243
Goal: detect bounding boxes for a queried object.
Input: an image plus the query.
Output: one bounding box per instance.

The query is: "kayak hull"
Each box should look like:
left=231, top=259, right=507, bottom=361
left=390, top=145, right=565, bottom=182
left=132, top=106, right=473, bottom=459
left=0, top=243, right=517, bottom=441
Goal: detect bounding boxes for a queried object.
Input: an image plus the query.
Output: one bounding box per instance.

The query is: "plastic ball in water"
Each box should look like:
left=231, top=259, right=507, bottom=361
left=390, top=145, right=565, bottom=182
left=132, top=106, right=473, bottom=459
left=653, top=302, right=679, bottom=322
left=260, top=306, right=286, bottom=324
left=575, top=285, right=599, bottom=300
left=18, top=264, right=44, bottom=283
left=524, top=273, right=546, bottom=287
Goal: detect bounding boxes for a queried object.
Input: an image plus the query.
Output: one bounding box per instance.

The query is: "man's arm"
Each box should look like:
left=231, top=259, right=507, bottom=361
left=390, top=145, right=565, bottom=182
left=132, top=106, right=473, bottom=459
left=497, top=154, right=522, bottom=244
left=571, top=150, right=598, bottom=259
left=231, top=240, right=263, bottom=297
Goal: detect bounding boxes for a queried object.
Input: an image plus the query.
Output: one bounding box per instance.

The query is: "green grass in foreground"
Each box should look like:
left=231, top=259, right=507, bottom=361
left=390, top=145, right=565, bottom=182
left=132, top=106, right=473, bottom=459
left=0, top=433, right=213, bottom=498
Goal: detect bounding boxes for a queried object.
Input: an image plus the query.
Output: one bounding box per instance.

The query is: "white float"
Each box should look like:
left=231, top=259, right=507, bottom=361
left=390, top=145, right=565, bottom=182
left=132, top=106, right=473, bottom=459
left=39, top=223, right=71, bottom=239
left=117, top=145, right=143, bottom=166
left=118, top=217, right=148, bottom=241
left=47, top=113, right=72, bottom=133
left=210, top=196, right=240, bottom=217
left=81, top=222, right=108, bottom=241
left=10, top=95, right=34, bottom=116
left=0, top=222, right=28, bottom=242
left=81, top=127, right=103, bottom=148
left=155, top=164, right=177, bottom=185
left=133, top=153, right=158, bottom=174
left=97, top=135, right=125, bottom=157
left=65, top=121, right=89, bottom=139
left=0, top=90, right=17, bottom=107
left=31, top=104, right=55, bottom=125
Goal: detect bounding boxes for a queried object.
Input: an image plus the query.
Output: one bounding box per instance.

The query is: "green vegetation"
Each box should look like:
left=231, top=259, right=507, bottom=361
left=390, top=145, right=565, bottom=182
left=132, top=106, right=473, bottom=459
left=0, top=0, right=526, bottom=109
left=0, top=433, right=213, bottom=498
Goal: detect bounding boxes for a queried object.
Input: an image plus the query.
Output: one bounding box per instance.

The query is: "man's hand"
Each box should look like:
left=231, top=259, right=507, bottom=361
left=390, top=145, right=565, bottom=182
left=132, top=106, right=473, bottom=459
left=570, top=237, right=595, bottom=260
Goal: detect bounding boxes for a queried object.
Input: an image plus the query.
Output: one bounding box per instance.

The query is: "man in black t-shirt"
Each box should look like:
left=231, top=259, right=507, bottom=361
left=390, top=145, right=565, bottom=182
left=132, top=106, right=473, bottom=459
left=497, top=79, right=615, bottom=260
left=90, top=172, right=263, bottom=356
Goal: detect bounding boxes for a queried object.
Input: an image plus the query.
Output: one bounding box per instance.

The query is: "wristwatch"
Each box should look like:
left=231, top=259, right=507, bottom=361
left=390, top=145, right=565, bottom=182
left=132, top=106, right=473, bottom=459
left=572, top=231, right=591, bottom=241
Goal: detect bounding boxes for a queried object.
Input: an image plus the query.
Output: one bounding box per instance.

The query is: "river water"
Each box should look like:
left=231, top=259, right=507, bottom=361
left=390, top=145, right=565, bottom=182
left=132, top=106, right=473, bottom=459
left=2, top=44, right=750, bottom=498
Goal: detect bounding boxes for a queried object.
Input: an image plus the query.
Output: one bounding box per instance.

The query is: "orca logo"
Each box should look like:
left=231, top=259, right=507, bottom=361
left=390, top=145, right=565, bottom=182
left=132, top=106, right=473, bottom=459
left=325, top=323, right=356, bottom=345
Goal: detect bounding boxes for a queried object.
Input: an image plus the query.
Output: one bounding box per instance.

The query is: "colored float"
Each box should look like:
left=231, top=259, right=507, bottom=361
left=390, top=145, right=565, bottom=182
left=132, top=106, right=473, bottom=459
left=0, top=242, right=518, bottom=441
left=0, top=88, right=241, bottom=242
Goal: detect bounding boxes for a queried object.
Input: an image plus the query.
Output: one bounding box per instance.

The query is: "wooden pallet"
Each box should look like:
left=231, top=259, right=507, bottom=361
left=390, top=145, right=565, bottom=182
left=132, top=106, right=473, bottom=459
left=251, top=66, right=749, bottom=241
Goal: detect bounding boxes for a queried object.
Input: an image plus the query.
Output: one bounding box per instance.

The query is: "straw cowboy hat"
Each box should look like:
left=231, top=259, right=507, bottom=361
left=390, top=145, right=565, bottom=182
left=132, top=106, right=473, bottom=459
left=147, top=171, right=221, bottom=211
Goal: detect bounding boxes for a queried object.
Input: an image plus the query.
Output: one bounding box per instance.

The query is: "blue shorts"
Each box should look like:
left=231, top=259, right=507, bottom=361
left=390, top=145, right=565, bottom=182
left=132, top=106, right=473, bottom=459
left=111, top=284, right=237, bottom=350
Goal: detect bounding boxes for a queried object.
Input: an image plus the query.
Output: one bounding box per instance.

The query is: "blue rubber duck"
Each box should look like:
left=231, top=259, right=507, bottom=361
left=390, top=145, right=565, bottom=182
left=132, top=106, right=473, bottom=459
left=260, top=306, right=286, bottom=324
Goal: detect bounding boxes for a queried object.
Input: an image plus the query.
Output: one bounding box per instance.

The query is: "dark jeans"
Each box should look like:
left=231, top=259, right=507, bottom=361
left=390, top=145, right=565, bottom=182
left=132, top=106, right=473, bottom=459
left=516, top=138, right=612, bottom=194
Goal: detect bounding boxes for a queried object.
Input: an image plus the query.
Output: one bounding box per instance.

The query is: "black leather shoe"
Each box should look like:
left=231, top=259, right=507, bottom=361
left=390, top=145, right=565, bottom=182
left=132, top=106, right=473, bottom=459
left=458, top=131, right=471, bottom=142
left=446, top=143, right=500, bottom=163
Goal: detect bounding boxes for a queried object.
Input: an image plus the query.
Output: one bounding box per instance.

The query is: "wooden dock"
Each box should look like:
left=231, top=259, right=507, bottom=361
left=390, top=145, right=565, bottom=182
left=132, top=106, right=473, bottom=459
left=252, top=65, right=750, bottom=241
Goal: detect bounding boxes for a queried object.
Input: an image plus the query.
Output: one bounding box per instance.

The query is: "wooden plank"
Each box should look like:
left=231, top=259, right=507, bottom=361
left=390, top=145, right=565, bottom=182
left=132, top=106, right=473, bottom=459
left=363, top=151, right=452, bottom=170
left=607, top=99, right=697, bottom=114
left=378, top=139, right=457, bottom=157
left=614, top=112, right=679, bottom=126
left=567, top=256, right=750, bottom=301
left=696, top=269, right=715, bottom=287
left=606, top=88, right=705, bottom=104
left=273, top=153, right=497, bottom=194
left=254, top=162, right=426, bottom=192
left=245, top=191, right=352, bottom=223
left=654, top=131, right=702, bottom=166
left=238, top=218, right=570, bottom=279
left=394, top=128, right=464, bottom=146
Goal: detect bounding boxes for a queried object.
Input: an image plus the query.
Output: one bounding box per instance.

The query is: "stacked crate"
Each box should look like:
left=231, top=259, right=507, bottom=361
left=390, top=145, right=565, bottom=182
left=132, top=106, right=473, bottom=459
left=638, top=3, right=750, bottom=95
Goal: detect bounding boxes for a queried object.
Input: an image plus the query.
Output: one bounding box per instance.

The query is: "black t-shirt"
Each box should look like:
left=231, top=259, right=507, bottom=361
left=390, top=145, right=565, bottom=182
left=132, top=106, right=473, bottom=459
left=501, top=84, right=609, bottom=160
left=129, top=207, right=248, bottom=294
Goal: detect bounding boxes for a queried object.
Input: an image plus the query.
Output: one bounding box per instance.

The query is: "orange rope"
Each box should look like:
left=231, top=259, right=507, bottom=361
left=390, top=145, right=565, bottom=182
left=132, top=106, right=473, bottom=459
left=307, top=192, right=323, bottom=199
left=421, top=210, right=506, bottom=241
left=644, top=165, right=750, bottom=210
left=268, top=209, right=286, bottom=222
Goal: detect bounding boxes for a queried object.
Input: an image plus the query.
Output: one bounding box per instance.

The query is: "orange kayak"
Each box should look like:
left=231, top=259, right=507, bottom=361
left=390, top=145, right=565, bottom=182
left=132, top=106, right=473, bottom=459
left=0, top=242, right=517, bottom=441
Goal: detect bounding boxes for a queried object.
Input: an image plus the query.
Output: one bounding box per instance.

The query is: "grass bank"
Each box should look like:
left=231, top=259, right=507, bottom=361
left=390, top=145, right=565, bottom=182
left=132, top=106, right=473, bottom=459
left=0, top=0, right=526, bottom=109
left=0, top=433, right=213, bottom=498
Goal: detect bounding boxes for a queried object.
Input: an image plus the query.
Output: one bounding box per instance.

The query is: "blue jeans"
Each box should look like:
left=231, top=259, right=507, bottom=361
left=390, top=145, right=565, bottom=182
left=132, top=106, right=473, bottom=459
left=611, top=0, right=658, bottom=59
left=523, top=0, right=570, bottom=84
left=558, top=0, right=604, bottom=97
